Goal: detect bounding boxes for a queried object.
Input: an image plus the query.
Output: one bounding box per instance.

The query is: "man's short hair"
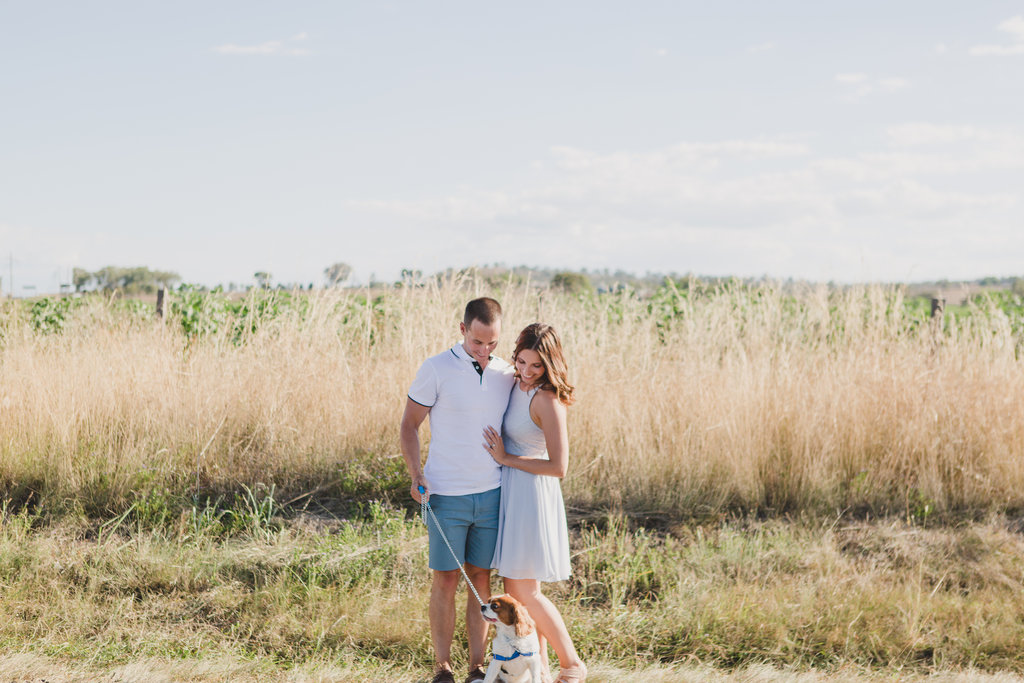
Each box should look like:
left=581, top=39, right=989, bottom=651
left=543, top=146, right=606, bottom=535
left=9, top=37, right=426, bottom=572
left=464, top=297, right=502, bottom=327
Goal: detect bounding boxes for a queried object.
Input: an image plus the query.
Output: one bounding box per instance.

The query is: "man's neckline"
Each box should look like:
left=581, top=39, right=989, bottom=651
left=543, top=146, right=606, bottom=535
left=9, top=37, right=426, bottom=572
left=451, top=343, right=494, bottom=363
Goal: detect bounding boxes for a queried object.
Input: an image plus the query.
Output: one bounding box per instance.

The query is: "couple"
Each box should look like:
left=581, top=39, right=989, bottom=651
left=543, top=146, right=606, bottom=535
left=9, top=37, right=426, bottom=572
left=401, top=297, right=587, bottom=683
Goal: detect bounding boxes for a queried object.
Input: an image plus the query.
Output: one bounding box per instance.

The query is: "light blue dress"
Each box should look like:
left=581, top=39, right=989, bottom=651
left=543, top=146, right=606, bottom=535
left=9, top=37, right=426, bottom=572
left=492, top=382, right=571, bottom=582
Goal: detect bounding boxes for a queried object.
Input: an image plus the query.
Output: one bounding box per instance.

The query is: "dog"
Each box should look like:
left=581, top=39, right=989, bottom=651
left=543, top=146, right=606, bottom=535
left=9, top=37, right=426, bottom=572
left=480, top=594, right=543, bottom=683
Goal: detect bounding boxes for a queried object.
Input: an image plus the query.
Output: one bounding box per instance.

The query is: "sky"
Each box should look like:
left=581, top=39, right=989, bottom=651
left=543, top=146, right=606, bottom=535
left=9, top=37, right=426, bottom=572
left=2, top=1, right=1023, bottom=294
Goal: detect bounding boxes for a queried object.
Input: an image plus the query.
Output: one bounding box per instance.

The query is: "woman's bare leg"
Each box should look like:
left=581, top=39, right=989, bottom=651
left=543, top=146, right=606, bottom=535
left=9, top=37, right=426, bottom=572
left=503, top=577, right=583, bottom=677
left=536, top=632, right=550, bottom=679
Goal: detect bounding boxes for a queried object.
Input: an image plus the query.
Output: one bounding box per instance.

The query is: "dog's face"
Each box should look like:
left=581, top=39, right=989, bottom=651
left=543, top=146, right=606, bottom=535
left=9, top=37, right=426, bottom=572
left=481, top=594, right=535, bottom=638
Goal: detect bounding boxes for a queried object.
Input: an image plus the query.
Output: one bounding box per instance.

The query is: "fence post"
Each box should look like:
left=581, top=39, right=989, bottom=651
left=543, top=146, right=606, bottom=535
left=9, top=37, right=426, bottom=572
left=156, top=287, right=165, bottom=319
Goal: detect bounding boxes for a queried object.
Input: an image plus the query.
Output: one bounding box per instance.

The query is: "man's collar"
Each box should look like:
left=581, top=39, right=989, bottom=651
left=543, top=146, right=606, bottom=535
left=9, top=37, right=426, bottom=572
left=450, top=343, right=471, bottom=362
left=450, top=343, right=492, bottom=363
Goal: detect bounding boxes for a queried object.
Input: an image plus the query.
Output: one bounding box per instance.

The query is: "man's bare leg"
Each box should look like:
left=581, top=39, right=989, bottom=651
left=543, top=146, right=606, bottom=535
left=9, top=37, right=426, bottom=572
left=464, top=563, right=492, bottom=669
left=430, top=569, right=461, bottom=673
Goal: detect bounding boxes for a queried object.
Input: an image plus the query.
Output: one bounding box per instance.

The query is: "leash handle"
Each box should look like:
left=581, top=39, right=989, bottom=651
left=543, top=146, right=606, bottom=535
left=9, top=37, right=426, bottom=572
left=419, top=485, right=487, bottom=608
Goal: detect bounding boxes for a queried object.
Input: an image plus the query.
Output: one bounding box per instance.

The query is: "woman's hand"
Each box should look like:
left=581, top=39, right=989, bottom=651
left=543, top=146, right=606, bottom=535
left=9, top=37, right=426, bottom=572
left=482, top=426, right=508, bottom=465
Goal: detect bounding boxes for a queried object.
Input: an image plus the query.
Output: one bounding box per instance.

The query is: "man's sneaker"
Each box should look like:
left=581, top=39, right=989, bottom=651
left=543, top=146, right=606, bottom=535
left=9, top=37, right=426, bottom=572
left=463, top=665, right=487, bottom=683
left=431, top=669, right=456, bottom=683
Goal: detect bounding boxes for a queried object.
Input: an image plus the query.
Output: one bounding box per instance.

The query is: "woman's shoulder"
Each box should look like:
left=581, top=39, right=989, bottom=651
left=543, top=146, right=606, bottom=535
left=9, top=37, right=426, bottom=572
left=530, top=386, right=564, bottom=412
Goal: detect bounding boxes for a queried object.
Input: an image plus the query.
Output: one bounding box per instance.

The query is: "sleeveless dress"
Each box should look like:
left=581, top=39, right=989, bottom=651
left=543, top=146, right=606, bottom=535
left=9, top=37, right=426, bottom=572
left=492, top=382, right=571, bottom=582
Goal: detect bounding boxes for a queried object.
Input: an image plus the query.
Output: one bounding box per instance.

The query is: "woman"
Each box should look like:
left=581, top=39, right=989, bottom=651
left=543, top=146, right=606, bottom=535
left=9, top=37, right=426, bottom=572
left=482, top=323, right=587, bottom=683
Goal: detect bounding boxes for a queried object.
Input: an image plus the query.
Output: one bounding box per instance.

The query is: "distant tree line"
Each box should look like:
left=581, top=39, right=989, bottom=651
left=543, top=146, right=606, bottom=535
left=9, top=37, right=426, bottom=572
left=66, top=261, right=1024, bottom=300
left=247, top=263, right=352, bottom=290
left=72, top=266, right=180, bottom=294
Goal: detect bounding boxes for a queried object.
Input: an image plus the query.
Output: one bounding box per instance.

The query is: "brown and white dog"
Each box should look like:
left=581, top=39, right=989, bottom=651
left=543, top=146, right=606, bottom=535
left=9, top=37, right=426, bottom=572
left=480, top=594, right=543, bottom=683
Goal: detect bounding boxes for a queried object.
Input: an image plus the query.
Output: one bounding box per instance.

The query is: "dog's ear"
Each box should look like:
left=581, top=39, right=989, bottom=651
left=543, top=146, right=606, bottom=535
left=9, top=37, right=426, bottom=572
left=513, top=601, right=535, bottom=638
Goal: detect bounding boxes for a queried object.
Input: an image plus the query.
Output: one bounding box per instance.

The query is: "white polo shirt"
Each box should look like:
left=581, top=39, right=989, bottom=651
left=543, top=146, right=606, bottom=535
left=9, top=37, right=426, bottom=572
left=408, top=343, right=516, bottom=496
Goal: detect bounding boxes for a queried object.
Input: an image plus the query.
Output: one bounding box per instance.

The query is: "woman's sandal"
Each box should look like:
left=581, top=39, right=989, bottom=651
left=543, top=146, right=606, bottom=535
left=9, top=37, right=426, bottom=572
left=555, top=662, right=587, bottom=683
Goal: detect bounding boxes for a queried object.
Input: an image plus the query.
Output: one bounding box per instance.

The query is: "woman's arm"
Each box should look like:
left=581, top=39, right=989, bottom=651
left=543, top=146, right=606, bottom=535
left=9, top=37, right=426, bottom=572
left=482, top=390, right=569, bottom=478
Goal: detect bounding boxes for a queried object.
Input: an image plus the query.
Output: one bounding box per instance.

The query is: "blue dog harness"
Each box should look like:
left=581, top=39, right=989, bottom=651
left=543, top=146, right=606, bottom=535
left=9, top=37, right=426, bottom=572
left=493, top=650, right=535, bottom=661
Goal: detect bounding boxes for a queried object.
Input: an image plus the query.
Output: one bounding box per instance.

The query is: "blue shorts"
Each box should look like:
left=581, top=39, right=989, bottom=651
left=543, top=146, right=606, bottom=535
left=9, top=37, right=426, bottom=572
left=425, top=488, right=500, bottom=572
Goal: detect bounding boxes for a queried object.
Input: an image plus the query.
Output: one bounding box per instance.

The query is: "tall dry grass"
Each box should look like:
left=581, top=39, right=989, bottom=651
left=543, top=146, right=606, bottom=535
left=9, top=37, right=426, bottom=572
left=565, top=283, right=1024, bottom=518
left=1, top=277, right=1022, bottom=518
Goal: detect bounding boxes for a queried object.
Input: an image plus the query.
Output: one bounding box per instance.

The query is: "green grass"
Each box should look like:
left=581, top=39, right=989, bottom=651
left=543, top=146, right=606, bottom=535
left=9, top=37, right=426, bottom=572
left=4, top=493, right=1024, bottom=681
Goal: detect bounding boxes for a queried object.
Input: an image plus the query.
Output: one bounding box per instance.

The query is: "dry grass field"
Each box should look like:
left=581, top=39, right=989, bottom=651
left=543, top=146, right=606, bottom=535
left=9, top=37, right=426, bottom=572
left=1, top=276, right=1023, bottom=681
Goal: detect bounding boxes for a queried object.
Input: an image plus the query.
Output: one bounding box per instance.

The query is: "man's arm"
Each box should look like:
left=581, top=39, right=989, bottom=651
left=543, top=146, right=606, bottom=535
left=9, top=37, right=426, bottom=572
left=400, top=398, right=431, bottom=502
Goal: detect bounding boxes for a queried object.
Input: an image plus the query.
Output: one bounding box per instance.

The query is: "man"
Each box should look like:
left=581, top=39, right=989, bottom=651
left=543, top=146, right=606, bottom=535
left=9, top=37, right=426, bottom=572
left=401, top=297, right=516, bottom=683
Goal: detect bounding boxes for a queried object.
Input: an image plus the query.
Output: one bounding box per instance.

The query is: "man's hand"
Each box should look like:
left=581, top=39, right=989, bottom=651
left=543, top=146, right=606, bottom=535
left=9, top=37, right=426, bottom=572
left=411, top=478, right=428, bottom=504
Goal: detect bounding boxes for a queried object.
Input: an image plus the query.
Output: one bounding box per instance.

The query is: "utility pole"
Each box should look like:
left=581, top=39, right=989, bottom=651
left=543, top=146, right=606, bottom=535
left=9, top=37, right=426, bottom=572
left=8, top=253, right=12, bottom=299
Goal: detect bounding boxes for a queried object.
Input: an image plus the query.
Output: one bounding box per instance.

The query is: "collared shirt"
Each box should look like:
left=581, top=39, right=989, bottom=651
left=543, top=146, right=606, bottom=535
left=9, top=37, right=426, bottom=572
left=408, top=343, right=516, bottom=496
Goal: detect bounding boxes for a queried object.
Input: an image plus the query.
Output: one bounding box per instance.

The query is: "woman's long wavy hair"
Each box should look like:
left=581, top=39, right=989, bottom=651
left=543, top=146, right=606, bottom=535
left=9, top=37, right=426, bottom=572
left=512, top=323, right=575, bottom=406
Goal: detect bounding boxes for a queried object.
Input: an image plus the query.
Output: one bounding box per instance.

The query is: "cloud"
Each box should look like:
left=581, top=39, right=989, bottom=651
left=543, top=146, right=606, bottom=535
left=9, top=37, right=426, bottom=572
left=342, top=127, right=1022, bottom=281
left=548, top=140, right=809, bottom=173
left=1002, top=15, right=1024, bottom=40
left=970, top=15, right=1024, bottom=55
left=213, top=34, right=311, bottom=56
left=834, top=179, right=1015, bottom=218
left=878, top=77, right=909, bottom=92
left=886, top=123, right=993, bottom=146
left=970, top=43, right=1024, bottom=56
left=835, top=73, right=909, bottom=101
left=835, top=73, right=868, bottom=84
left=879, top=123, right=1024, bottom=173
left=747, top=42, right=776, bottom=53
